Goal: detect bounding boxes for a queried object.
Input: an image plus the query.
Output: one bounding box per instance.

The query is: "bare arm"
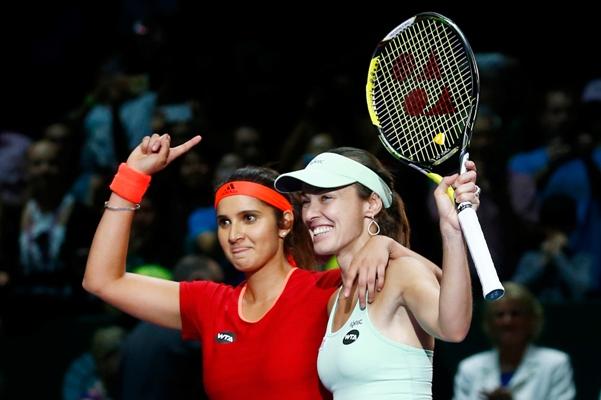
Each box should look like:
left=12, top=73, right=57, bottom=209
left=83, top=133, right=202, bottom=329
left=396, top=163, right=478, bottom=342
left=343, top=236, right=442, bottom=309
left=345, top=161, right=478, bottom=315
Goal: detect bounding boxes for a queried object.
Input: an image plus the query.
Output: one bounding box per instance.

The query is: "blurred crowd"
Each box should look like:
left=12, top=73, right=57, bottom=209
left=0, top=4, right=600, bottom=399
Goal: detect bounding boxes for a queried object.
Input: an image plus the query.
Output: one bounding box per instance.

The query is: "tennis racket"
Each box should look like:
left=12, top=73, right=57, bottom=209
left=365, top=12, right=504, bottom=300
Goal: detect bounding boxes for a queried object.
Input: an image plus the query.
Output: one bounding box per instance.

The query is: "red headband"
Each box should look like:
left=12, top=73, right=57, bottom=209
left=214, top=181, right=293, bottom=212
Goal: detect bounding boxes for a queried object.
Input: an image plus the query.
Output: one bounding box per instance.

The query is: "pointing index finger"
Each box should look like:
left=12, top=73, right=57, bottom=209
left=167, top=135, right=202, bottom=162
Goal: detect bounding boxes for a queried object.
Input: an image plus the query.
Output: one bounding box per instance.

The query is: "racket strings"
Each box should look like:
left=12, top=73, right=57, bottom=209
left=389, top=20, right=463, bottom=161
left=422, top=20, right=470, bottom=159
left=373, top=17, right=474, bottom=164
left=402, top=20, right=447, bottom=162
left=394, top=20, right=465, bottom=160
left=433, top=21, right=472, bottom=139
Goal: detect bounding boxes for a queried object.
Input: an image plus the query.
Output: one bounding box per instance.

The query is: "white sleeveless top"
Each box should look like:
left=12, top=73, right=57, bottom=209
left=317, top=291, right=434, bottom=399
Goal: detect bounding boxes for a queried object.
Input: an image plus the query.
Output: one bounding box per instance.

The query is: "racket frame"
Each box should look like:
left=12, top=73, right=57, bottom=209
left=366, top=12, right=504, bottom=300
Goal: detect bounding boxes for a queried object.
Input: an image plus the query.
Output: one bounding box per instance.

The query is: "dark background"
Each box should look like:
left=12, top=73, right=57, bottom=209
left=1, top=2, right=599, bottom=399
left=2, top=2, right=599, bottom=139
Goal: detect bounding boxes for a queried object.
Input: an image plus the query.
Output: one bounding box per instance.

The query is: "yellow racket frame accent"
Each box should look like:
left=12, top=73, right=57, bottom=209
left=366, top=57, right=381, bottom=127
left=426, top=172, right=455, bottom=201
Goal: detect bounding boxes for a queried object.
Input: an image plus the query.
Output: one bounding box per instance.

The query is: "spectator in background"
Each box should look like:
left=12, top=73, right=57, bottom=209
left=212, top=153, right=244, bottom=188
left=80, top=66, right=157, bottom=172
left=0, top=132, right=31, bottom=287
left=474, top=52, right=525, bottom=142
left=43, top=121, right=102, bottom=209
left=453, top=282, right=575, bottom=400
left=576, top=78, right=601, bottom=296
left=232, top=125, right=264, bottom=166
left=120, top=254, right=223, bottom=400
left=0, top=131, right=31, bottom=207
left=126, top=193, right=171, bottom=270
left=167, top=146, right=216, bottom=259
left=507, top=85, right=578, bottom=224
left=507, top=83, right=601, bottom=294
left=63, top=325, right=125, bottom=400
left=291, top=132, right=335, bottom=170
left=512, top=195, right=593, bottom=302
left=12, top=139, right=95, bottom=316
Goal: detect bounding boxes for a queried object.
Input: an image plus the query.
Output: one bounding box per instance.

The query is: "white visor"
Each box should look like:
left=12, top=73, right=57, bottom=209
left=275, top=152, right=393, bottom=208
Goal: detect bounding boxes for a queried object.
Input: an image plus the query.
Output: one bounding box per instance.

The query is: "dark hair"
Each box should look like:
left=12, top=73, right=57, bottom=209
left=217, top=166, right=317, bottom=270
left=328, top=147, right=410, bottom=247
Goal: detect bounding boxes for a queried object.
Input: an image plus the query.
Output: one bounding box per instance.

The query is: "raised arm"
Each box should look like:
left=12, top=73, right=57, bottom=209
left=83, top=133, right=201, bottom=329
left=345, top=161, right=478, bottom=316
left=397, top=162, right=478, bottom=342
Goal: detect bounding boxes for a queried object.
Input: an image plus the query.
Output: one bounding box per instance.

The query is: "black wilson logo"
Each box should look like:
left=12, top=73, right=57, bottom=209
left=215, top=331, right=236, bottom=344
left=343, top=329, right=360, bottom=345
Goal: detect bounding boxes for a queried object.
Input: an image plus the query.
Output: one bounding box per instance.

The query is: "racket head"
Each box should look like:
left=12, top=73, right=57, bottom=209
left=366, top=12, right=480, bottom=171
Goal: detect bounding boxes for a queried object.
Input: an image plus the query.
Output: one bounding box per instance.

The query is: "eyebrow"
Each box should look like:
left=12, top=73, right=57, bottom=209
left=217, top=209, right=262, bottom=218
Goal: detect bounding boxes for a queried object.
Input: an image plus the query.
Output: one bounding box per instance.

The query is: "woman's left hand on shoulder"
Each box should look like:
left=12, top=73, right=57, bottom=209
left=341, top=236, right=412, bottom=309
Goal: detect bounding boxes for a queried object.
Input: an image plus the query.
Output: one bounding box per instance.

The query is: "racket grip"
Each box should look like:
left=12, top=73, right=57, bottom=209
left=457, top=206, right=504, bottom=300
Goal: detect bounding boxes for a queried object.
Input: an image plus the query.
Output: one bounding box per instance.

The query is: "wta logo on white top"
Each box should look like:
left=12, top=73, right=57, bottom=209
left=343, top=329, right=360, bottom=345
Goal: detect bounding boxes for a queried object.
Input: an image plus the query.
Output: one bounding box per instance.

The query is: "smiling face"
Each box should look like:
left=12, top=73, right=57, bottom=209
left=216, top=195, right=287, bottom=273
left=301, top=185, right=371, bottom=260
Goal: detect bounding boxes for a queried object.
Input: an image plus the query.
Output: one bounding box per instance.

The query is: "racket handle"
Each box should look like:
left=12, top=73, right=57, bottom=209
left=457, top=206, right=504, bottom=300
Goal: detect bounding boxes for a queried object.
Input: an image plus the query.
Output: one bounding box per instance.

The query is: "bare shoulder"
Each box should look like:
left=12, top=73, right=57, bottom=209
left=383, top=256, right=440, bottom=303
left=387, top=256, right=437, bottom=281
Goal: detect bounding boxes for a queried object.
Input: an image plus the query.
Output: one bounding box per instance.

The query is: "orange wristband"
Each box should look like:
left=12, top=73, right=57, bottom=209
left=109, top=163, right=152, bottom=204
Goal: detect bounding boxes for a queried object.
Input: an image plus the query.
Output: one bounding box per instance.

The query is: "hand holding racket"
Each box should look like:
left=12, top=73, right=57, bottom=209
left=365, top=12, right=504, bottom=300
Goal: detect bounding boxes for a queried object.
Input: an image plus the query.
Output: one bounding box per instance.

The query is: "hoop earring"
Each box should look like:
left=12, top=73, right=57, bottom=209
left=367, top=217, right=381, bottom=236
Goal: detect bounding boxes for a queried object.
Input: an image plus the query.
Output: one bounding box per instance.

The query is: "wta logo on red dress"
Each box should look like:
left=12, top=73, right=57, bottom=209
left=215, top=331, right=236, bottom=343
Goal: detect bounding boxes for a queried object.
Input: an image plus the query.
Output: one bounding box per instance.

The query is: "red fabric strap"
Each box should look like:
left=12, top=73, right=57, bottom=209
left=109, top=163, right=152, bottom=204
left=214, top=181, right=292, bottom=212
